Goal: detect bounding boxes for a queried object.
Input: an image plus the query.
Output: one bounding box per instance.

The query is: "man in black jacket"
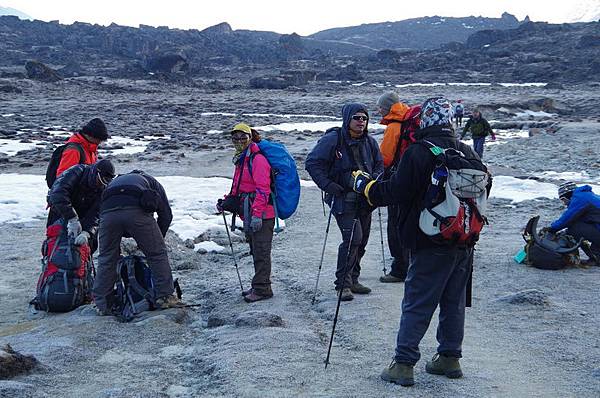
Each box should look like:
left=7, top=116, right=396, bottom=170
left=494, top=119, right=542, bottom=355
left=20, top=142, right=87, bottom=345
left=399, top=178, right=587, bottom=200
left=47, top=159, right=116, bottom=253
left=305, top=103, right=384, bottom=301
left=353, top=98, right=485, bottom=386
left=93, top=170, right=178, bottom=314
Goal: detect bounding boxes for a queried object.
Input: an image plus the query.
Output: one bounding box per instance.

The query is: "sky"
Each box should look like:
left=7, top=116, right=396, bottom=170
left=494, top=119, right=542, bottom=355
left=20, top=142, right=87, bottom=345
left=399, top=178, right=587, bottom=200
left=2, top=0, right=599, bottom=35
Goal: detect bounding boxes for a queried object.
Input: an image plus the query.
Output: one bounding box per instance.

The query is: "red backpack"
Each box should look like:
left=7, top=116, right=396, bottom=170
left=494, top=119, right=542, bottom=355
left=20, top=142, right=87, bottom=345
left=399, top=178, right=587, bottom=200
left=391, top=105, right=421, bottom=168
left=30, top=220, right=94, bottom=312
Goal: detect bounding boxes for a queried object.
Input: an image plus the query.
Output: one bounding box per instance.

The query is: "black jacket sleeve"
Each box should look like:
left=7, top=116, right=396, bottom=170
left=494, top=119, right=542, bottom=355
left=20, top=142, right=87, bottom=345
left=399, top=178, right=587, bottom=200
left=368, top=144, right=432, bottom=208
left=305, top=132, right=339, bottom=193
left=47, top=165, right=84, bottom=221
left=149, top=177, right=173, bottom=237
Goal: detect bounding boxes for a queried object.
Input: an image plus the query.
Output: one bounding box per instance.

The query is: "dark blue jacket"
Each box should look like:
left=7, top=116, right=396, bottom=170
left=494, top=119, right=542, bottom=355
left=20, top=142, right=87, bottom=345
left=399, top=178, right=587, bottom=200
left=305, top=103, right=384, bottom=214
left=550, top=185, right=600, bottom=231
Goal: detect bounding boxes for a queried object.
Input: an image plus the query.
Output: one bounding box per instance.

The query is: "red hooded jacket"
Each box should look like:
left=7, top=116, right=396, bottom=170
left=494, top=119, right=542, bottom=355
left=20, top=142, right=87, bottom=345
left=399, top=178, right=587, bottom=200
left=56, top=133, right=99, bottom=176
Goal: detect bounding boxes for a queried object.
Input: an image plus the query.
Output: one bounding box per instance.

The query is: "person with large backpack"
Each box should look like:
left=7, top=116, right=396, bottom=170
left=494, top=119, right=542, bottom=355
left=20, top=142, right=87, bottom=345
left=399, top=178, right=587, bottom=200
left=547, top=182, right=600, bottom=265
left=32, top=159, right=115, bottom=312
left=351, top=97, right=490, bottom=386
left=376, top=91, right=420, bottom=283
left=46, top=118, right=110, bottom=188
left=93, top=170, right=179, bottom=315
left=305, top=103, right=384, bottom=301
left=217, top=123, right=285, bottom=303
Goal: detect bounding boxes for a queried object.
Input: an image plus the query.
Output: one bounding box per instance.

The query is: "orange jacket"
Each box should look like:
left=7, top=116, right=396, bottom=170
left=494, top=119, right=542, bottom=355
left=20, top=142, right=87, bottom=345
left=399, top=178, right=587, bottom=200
left=56, top=133, right=99, bottom=176
left=379, top=102, right=411, bottom=168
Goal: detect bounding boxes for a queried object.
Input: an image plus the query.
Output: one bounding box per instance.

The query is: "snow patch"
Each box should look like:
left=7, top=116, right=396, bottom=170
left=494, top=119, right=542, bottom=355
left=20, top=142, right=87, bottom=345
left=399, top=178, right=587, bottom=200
left=0, top=139, right=46, bottom=156
left=194, top=241, right=225, bottom=253
left=491, top=176, right=557, bottom=202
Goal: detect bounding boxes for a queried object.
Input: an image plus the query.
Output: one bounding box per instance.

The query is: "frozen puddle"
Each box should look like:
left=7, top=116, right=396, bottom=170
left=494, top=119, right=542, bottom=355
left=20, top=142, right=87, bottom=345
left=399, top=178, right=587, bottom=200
left=0, top=139, right=47, bottom=156
left=103, top=135, right=170, bottom=155
left=490, top=176, right=557, bottom=202
left=462, top=129, right=529, bottom=148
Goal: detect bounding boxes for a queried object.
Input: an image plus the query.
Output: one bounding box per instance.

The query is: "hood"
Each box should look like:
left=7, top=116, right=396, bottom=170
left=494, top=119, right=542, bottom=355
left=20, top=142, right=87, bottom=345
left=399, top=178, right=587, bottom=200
left=341, top=102, right=369, bottom=138
left=381, top=102, right=411, bottom=124
left=575, top=185, right=593, bottom=194
left=67, top=132, right=99, bottom=154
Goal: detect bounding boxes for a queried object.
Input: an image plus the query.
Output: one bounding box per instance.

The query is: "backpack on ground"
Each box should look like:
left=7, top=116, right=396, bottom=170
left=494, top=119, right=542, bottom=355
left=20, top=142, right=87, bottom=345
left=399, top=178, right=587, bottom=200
left=418, top=140, right=489, bottom=246
left=45, top=143, right=85, bottom=188
left=113, top=255, right=157, bottom=322
left=248, top=139, right=300, bottom=220
left=30, top=219, right=94, bottom=312
left=522, top=216, right=582, bottom=270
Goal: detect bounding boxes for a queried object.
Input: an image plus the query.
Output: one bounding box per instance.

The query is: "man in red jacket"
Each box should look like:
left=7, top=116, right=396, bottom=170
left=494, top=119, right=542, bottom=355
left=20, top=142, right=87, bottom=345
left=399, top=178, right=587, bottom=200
left=56, top=118, right=109, bottom=176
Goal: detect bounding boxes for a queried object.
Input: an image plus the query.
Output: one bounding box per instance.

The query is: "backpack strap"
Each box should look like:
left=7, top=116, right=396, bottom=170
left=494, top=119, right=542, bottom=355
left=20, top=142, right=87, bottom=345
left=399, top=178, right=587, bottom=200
left=65, top=142, right=86, bottom=164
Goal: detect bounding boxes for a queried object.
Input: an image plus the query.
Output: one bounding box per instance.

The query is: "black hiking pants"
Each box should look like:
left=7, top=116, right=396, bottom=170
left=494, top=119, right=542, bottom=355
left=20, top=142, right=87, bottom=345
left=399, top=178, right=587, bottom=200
left=568, top=221, right=600, bottom=257
left=387, top=203, right=409, bottom=279
left=246, top=218, right=275, bottom=296
left=334, top=208, right=372, bottom=289
left=394, top=246, right=472, bottom=365
left=93, top=207, right=174, bottom=312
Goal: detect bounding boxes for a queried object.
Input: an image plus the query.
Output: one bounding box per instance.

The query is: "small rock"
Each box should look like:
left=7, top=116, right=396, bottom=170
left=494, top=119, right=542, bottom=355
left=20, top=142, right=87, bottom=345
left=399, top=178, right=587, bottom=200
left=206, top=315, right=229, bottom=328
left=496, top=289, right=550, bottom=306
left=0, top=345, right=40, bottom=380
left=18, top=163, right=34, bottom=168
left=234, top=310, right=285, bottom=328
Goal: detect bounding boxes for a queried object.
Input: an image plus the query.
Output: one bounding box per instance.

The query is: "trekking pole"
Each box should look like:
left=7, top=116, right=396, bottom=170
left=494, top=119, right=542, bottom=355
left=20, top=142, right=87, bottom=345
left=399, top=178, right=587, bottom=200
left=222, top=212, right=244, bottom=293
left=312, top=198, right=335, bottom=305
left=325, top=216, right=358, bottom=369
left=377, top=208, right=387, bottom=276
left=321, top=190, right=326, bottom=217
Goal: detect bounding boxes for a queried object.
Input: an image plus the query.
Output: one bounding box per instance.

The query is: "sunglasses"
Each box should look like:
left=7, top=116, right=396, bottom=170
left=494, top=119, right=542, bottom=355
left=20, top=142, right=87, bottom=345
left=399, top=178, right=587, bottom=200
left=231, top=134, right=250, bottom=142
left=352, top=115, right=368, bottom=121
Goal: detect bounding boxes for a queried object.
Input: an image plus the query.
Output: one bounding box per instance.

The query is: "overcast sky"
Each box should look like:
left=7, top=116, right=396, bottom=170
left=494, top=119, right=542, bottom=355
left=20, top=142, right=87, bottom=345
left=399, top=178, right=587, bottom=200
left=3, top=0, right=599, bottom=35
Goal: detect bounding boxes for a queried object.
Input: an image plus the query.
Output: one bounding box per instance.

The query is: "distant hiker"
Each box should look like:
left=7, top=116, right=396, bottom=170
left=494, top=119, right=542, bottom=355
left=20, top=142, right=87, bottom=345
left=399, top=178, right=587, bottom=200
left=217, top=123, right=276, bottom=303
left=93, top=170, right=178, bottom=315
left=548, top=182, right=600, bottom=265
left=305, top=103, right=384, bottom=301
left=460, top=108, right=495, bottom=158
left=376, top=91, right=416, bottom=283
left=351, top=97, right=490, bottom=386
left=453, top=100, right=464, bottom=127
left=55, top=118, right=109, bottom=178
left=47, top=159, right=116, bottom=253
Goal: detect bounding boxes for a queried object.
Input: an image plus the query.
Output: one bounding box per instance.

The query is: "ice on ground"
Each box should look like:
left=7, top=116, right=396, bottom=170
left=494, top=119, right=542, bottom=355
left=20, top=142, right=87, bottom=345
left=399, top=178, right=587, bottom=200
left=242, top=113, right=337, bottom=119
left=515, top=110, right=557, bottom=118
left=200, top=112, right=236, bottom=117
left=462, top=129, right=529, bottom=147
left=205, top=130, right=222, bottom=135
left=1, top=113, right=16, bottom=117
left=0, top=139, right=46, bottom=156
left=257, top=121, right=386, bottom=133
left=143, top=134, right=171, bottom=140
left=491, top=176, right=557, bottom=202
left=0, top=174, right=48, bottom=223
left=499, top=83, right=547, bottom=87
left=539, top=171, right=591, bottom=182
left=102, top=135, right=168, bottom=155
left=300, top=180, right=317, bottom=188
left=47, top=130, right=71, bottom=138
left=194, top=241, right=225, bottom=253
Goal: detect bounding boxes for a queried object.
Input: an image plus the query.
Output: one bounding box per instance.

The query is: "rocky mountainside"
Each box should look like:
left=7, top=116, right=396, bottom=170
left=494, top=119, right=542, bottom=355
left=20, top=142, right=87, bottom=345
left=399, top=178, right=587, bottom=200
left=309, top=12, right=522, bottom=50
left=1, top=14, right=599, bottom=84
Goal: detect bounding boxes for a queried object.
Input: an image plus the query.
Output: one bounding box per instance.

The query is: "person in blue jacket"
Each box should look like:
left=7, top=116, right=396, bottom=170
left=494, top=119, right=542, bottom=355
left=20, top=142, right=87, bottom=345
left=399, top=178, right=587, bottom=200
left=305, top=103, right=384, bottom=301
left=549, top=182, right=600, bottom=264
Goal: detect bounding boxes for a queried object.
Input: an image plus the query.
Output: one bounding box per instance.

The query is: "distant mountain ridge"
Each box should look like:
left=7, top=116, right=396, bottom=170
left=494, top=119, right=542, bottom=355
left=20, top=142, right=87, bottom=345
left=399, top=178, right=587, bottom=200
left=0, top=5, right=31, bottom=20
left=309, top=12, right=522, bottom=50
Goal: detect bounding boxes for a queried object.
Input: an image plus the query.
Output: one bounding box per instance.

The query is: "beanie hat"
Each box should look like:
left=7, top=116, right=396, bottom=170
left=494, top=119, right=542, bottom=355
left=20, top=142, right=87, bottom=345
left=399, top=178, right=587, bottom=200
left=231, top=123, right=252, bottom=137
left=558, top=181, right=577, bottom=199
left=420, top=97, right=453, bottom=129
left=377, top=92, right=400, bottom=116
left=81, top=118, right=109, bottom=141
left=95, top=159, right=115, bottom=185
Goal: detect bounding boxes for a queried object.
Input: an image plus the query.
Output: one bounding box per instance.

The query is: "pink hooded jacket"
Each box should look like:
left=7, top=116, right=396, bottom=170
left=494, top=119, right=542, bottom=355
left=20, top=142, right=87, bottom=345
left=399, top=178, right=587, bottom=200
left=229, top=142, right=275, bottom=220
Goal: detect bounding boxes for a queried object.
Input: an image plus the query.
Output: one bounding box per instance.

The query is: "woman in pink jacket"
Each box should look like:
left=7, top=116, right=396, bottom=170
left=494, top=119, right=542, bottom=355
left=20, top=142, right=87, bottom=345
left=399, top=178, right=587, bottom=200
left=217, top=123, right=275, bottom=303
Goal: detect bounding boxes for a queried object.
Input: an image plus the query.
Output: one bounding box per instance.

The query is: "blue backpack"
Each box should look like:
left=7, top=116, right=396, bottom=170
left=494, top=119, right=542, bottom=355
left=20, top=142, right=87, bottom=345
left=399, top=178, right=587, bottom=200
left=249, top=139, right=300, bottom=220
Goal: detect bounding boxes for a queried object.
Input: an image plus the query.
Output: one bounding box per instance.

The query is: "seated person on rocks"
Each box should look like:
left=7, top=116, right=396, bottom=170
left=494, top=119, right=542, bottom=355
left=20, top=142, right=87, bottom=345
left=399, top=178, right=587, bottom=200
left=548, top=182, right=600, bottom=265
left=93, top=170, right=179, bottom=315
left=47, top=159, right=116, bottom=253
left=217, top=123, right=276, bottom=303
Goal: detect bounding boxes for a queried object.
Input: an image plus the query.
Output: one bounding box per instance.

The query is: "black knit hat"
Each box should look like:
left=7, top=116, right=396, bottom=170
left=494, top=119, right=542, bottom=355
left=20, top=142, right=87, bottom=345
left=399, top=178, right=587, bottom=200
left=81, top=118, right=109, bottom=140
left=95, top=159, right=115, bottom=185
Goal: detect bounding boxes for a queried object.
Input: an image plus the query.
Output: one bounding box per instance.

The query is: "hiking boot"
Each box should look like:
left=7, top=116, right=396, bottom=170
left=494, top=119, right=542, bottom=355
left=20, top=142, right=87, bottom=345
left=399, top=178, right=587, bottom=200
left=243, top=291, right=273, bottom=303
left=242, top=288, right=253, bottom=297
left=425, top=353, right=463, bottom=379
left=155, top=294, right=184, bottom=310
left=379, top=273, right=405, bottom=283
left=380, top=360, right=414, bottom=387
left=350, top=282, right=371, bottom=294
left=336, top=288, right=354, bottom=301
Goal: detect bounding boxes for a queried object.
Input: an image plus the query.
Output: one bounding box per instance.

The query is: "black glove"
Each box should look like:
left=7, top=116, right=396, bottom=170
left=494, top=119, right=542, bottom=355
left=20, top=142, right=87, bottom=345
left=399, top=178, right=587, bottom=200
left=326, top=182, right=344, bottom=196
left=216, top=198, right=224, bottom=213
left=352, top=171, right=373, bottom=195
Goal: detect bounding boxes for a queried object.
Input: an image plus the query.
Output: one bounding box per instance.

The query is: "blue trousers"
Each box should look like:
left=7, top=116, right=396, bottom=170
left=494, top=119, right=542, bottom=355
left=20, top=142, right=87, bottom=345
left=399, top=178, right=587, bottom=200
left=394, top=246, right=472, bottom=365
left=473, top=137, right=486, bottom=158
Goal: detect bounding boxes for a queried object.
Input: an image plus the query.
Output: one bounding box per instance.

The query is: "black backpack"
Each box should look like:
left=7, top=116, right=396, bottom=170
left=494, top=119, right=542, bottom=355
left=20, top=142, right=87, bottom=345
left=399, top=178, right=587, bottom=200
left=45, top=143, right=85, bottom=188
left=522, top=216, right=583, bottom=270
